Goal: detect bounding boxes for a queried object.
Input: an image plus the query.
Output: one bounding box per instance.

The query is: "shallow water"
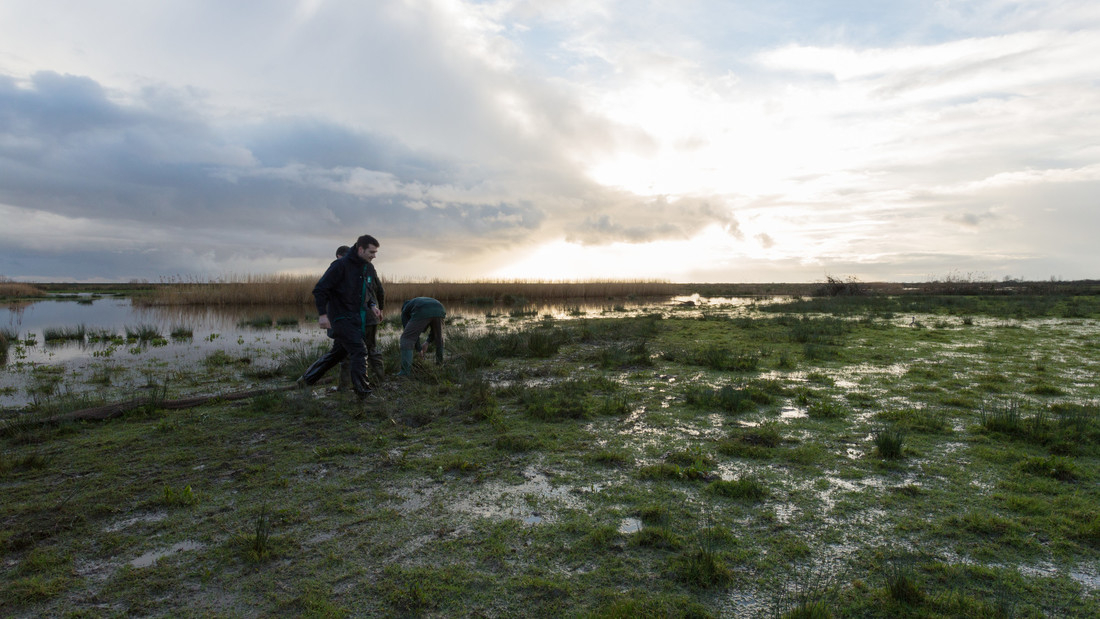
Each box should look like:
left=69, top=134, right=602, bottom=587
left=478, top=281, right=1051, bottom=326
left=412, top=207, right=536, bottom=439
left=1, top=294, right=699, bottom=409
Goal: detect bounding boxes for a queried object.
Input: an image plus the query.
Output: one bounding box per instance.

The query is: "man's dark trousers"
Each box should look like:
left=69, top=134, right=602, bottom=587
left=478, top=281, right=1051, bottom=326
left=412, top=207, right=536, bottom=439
left=300, top=319, right=372, bottom=396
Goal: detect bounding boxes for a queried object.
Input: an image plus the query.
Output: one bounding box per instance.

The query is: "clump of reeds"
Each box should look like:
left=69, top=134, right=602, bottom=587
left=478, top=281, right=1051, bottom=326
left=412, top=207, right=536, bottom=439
left=717, top=424, right=784, bottom=459
left=978, top=398, right=1053, bottom=442
left=241, top=505, right=274, bottom=562
left=1, top=327, right=20, bottom=361
left=43, top=325, right=86, bottom=343
left=86, top=328, right=120, bottom=343
left=663, top=345, right=759, bottom=372
left=807, top=400, right=848, bottom=419
left=883, top=560, right=925, bottom=604
left=1017, top=455, right=1078, bottom=481
left=668, top=544, right=732, bottom=588
left=170, top=325, right=193, bottom=340
left=237, top=314, right=273, bottom=329
left=125, top=324, right=163, bottom=343
left=873, top=428, right=906, bottom=459
left=592, top=340, right=651, bottom=369
left=705, top=477, right=769, bottom=501
left=684, top=383, right=769, bottom=414
left=277, top=342, right=329, bottom=379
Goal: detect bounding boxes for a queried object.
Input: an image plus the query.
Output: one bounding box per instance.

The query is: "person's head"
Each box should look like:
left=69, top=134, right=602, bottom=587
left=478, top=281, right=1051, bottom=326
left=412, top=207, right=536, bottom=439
left=355, top=235, right=380, bottom=262
left=335, top=245, right=351, bottom=259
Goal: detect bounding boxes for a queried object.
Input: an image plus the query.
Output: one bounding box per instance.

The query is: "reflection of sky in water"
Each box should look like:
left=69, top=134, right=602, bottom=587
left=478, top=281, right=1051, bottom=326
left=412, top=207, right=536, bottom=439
left=1, top=295, right=700, bottom=409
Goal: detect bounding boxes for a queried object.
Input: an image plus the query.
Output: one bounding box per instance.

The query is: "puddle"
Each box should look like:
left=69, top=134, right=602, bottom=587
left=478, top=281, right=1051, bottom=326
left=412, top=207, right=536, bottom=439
left=1071, top=569, right=1100, bottom=591
left=130, top=540, right=204, bottom=568
left=104, top=512, right=168, bottom=532
left=307, top=532, right=336, bottom=544
left=779, top=405, right=807, bottom=420
left=618, top=518, right=642, bottom=534
left=450, top=465, right=585, bottom=525
left=392, top=486, right=434, bottom=514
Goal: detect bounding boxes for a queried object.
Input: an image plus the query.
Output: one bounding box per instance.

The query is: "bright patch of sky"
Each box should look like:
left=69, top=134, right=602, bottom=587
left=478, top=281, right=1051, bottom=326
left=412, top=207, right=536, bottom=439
left=1, top=0, right=1097, bottom=283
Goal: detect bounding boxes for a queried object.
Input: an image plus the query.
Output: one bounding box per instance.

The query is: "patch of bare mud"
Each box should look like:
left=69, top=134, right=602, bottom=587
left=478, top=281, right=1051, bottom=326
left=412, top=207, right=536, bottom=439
left=104, top=511, right=167, bottom=533
left=130, top=540, right=204, bottom=568
left=449, top=465, right=586, bottom=526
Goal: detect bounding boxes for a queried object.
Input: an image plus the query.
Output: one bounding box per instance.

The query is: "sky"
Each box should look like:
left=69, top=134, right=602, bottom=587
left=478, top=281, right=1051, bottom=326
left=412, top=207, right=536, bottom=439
left=1, top=0, right=1098, bottom=283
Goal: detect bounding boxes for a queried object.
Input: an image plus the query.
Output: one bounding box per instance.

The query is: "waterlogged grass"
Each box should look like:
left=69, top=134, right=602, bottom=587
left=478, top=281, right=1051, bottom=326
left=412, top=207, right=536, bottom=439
left=1, top=294, right=1098, bottom=617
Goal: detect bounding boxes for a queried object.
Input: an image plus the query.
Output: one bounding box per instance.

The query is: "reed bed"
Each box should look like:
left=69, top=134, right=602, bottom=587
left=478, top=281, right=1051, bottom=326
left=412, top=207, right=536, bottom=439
left=0, top=280, right=46, bottom=298
left=135, top=275, right=681, bottom=306
left=135, top=274, right=317, bottom=306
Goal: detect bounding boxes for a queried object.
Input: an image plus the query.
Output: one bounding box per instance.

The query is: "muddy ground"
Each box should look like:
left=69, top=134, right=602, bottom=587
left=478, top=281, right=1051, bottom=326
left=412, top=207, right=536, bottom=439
left=1, top=294, right=1098, bottom=617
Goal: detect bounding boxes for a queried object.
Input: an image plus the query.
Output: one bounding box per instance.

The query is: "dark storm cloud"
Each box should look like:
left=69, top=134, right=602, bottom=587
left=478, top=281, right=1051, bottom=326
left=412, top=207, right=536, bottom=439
left=239, top=118, right=455, bottom=186
left=0, top=71, right=550, bottom=251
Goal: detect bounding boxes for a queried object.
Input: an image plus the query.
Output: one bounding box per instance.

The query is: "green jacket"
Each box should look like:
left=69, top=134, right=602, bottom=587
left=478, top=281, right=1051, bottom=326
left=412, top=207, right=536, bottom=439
left=400, top=297, right=446, bottom=327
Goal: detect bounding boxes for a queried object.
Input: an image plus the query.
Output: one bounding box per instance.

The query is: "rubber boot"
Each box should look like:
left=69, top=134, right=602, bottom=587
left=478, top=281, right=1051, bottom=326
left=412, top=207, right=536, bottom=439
left=336, top=360, right=352, bottom=391
left=368, top=353, right=385, bottom=384
left=351, top=367, right=373, bottom=400
left=396, top=349, right=414, bottom=376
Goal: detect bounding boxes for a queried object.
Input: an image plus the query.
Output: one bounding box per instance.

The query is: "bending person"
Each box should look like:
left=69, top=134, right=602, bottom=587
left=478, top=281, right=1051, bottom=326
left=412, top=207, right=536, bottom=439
left=397, top=297, right=446, bottom=376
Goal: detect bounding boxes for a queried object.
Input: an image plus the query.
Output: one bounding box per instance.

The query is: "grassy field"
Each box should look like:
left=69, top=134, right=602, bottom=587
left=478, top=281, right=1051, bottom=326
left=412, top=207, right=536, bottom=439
left=2, top=293, right=1098, bottom=617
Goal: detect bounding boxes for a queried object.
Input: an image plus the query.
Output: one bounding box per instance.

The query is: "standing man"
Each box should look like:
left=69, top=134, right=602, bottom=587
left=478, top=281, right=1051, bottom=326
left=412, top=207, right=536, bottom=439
left=397, top=297, right=446, bottom=376
left=296, top=234, right=384, bottom=399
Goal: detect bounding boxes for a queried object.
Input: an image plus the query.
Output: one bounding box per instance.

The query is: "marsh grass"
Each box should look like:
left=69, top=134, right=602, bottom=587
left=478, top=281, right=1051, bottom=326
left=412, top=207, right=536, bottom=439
left=705, top=477, right=768, bottom=500
left=717, top=424, right=784, bottom=459
left=0, top=280, right=46, bottom=298
left=85, top=327, right=120, bottom=343
left=161, top=484, right=197, bottom=507
left=872, top=428, right=906, bottom=459
left=124, top=324, right=163, bottom=343
left=668, top=539, right=733, bottom=588
left=278, top=342, right=330, bottom=378
left=672, top=345, right=760, bottom=371
left=240, top=505, right=274, bottom=562
left=42, top=325, right=86, bottom=343
left=1, top=327, right=19, bottom=361
left=237, top=314, right=273, bottom=328
left=169, top=325, right=193, bottom=340
left=2, top=294, right=1098, bottom=617
left=683, top=383, right=769, bottom=414
left=875, top=408, right=948, bottom=433
left=592, top=340, right=652, bottom=369
left=978, top=398, right=1052, bottom=442
left=807, top=399, right=848, bottom=420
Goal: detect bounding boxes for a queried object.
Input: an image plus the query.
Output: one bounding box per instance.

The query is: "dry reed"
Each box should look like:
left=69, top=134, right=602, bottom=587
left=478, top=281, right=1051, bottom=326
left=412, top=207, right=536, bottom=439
left=135, top=275, right=680, bottom=306
left=0, top=280, right=46, bottom=298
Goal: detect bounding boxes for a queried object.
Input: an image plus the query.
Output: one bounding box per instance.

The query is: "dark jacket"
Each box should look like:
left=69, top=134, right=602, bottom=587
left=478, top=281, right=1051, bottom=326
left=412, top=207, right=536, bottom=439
left=313, top=251, right=383, bottom=328
left=400, top=297, right=446, bottom=327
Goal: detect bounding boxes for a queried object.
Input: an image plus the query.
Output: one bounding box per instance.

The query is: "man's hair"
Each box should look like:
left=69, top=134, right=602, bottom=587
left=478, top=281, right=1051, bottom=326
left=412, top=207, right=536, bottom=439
left=335, top=245, right=351, bottom=258
left=356, top=234, right=380, bottom=249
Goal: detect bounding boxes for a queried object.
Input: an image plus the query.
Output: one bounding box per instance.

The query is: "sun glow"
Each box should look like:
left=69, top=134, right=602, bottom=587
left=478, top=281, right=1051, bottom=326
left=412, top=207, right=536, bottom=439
left=490, top=225, right=773, bottom=281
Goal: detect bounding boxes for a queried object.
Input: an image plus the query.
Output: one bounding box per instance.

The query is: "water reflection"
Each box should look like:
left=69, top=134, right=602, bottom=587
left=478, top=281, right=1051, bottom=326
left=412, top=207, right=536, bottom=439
left=0, top=295, right=695, bottom=409
left=1, top=293, right=782, bottom=409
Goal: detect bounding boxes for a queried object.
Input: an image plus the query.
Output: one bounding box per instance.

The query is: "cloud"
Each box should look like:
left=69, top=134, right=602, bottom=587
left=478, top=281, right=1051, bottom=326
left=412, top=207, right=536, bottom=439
left=1, top=1, right=1098, bottom=282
